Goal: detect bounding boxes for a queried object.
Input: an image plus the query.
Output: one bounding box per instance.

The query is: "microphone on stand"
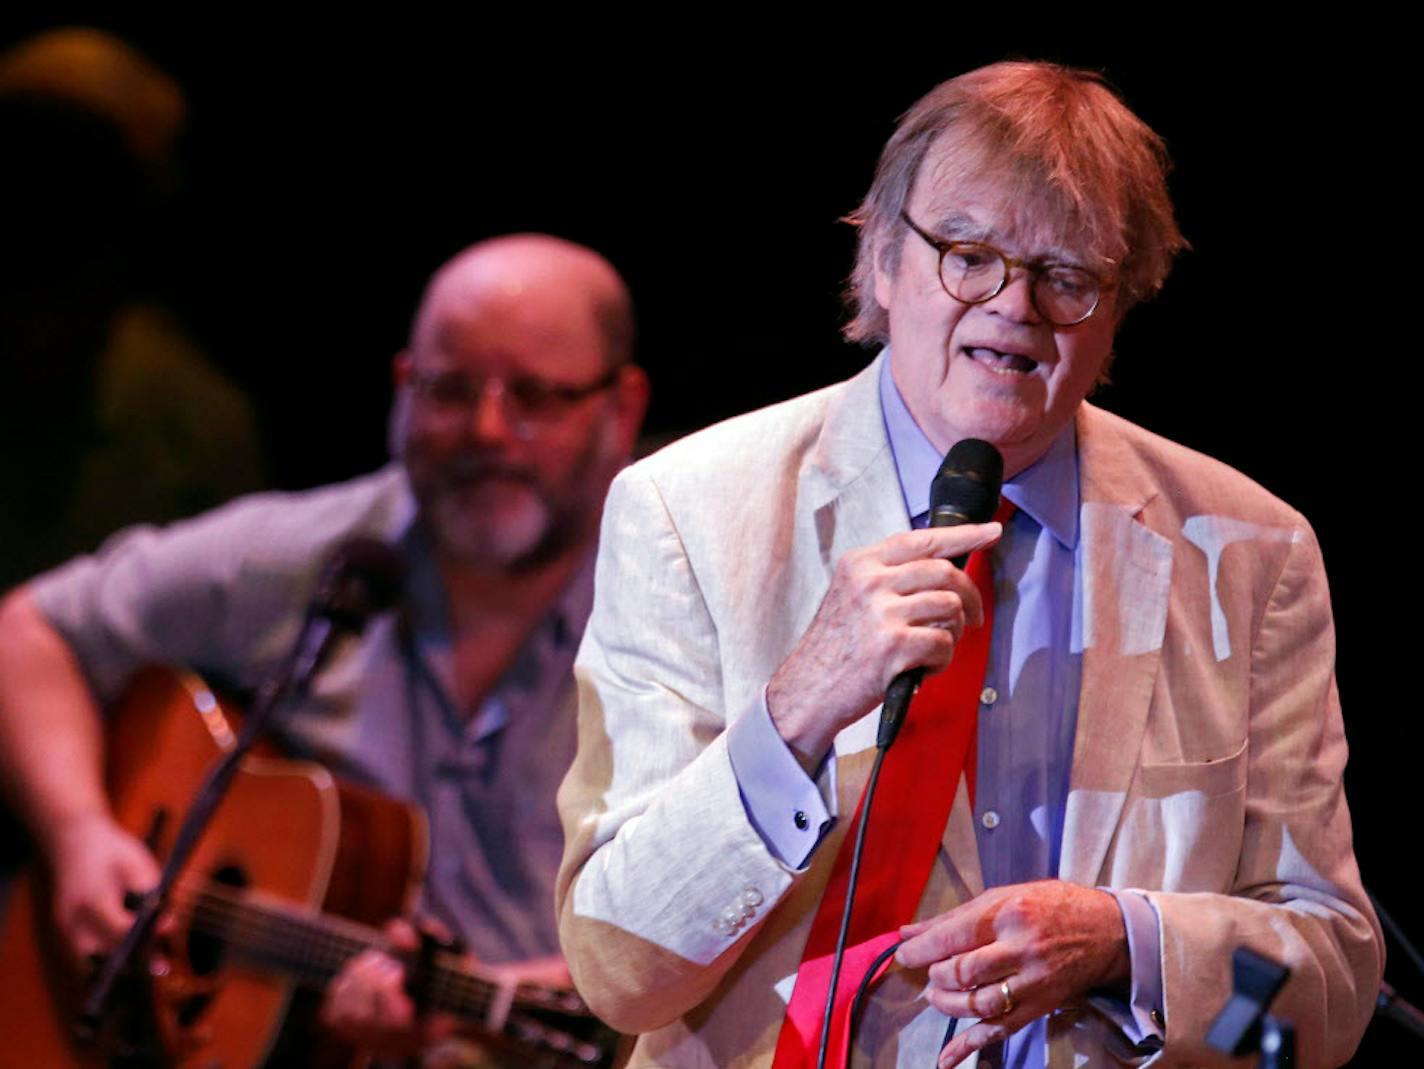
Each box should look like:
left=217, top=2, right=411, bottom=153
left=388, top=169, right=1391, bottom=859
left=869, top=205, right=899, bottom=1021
left=276, top=538, right=404, bottom=701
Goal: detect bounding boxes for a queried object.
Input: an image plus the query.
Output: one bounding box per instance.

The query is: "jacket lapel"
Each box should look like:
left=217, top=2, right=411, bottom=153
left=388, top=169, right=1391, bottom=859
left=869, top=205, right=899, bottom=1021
left=1058, top=405, right=1174, bottom=887
left=804, top=358, right=920, bottom=760
left=800, top=354, right=907, bottom=572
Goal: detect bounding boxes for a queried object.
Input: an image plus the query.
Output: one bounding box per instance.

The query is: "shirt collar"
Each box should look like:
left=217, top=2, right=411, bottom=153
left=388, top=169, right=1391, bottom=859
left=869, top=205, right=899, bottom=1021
left=877, top=351, right=1079, bottom=548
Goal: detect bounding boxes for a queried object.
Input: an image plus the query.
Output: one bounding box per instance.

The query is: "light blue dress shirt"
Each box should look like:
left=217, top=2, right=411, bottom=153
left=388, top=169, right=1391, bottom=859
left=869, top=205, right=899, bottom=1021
left=726, top=358, right=1164, bottom=1065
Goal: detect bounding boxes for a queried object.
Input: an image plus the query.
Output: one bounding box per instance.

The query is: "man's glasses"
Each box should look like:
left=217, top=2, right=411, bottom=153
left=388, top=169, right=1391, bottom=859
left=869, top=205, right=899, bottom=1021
left=899, top=211, right=1115, bottom=327
left=406, top=365, right=623, bottom=439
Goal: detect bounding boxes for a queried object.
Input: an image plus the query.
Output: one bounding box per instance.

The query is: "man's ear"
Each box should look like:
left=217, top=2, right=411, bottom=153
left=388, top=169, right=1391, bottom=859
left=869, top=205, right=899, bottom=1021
left=610, top=364, right=651, bottom=454
left=872, top=239, right=895, bottom=311
left=392, top=350, right=412, bottom=388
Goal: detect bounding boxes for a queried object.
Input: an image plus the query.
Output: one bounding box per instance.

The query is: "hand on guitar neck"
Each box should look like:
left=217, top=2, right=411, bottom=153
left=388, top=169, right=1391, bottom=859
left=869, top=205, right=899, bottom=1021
left=321, top=918, right=459, bottom=1060
left=320, top=917, right=575, bottom=1062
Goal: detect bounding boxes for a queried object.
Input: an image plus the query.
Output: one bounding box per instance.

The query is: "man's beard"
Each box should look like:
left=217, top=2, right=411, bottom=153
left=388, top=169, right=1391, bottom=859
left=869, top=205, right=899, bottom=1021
left=422, top=460, right=569, bottom=571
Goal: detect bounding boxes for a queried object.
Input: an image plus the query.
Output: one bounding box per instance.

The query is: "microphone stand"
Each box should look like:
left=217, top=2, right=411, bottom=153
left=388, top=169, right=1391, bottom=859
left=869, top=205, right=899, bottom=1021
left=75, top=538, right=402, bottom=1061
left=1206, top=946, right=1295, bottom=1068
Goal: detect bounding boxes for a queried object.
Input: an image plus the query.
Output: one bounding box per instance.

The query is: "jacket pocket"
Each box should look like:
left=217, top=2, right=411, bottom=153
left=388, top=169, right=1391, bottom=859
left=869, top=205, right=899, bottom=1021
left=1106, top=738, right=1250, bottom=892
left=1132, top=736, right=1249, bottom=800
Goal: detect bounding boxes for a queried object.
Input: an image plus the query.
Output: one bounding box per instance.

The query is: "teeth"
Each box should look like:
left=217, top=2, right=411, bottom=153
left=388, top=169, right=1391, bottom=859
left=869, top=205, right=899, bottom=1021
left=966, top=347, right=1037, bottom=374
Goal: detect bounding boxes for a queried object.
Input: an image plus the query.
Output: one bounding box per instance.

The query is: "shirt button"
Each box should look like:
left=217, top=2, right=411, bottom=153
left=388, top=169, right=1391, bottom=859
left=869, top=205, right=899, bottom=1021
left=794, top=810, right=809, bottom=830
left=741, top=886, right=764, bottom=907
left=1151, top=1007, right=1165, bottom=1030
left=980, top=686, right=998, bottom=706
left=980, top=810, right=1000, bottom=830
left=712, top=917, right=732, bottom=935
left=720, top=905, right=742, bottom=928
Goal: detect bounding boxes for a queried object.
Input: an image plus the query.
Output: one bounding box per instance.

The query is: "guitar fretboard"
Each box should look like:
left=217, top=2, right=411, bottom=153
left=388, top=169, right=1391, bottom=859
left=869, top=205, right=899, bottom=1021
left=181, top=882, right=588, bottom=1024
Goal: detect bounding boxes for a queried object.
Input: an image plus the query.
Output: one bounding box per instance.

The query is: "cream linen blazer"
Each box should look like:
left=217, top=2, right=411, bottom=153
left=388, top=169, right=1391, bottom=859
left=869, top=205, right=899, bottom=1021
left=557, top=357, right=1381, bottom=1068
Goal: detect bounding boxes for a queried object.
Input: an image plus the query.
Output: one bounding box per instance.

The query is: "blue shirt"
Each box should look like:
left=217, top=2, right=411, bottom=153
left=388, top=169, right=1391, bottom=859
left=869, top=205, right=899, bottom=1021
left=30, top=465, right=586, bottom=966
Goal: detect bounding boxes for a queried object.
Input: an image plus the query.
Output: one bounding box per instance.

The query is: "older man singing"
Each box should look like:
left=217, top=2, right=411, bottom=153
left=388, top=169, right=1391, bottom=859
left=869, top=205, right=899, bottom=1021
left=556, top=62, right=1381, bottom=1069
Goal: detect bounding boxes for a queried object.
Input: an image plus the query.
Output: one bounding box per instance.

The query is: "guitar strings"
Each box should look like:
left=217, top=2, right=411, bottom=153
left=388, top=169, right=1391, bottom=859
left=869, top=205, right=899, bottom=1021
left=163, top=879, right=605, bottom=1063
left=170, top=879, right=507, bottom=1017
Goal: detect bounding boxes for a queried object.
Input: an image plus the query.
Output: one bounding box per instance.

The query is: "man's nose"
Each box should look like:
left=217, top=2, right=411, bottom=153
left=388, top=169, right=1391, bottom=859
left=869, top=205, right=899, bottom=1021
left=985, top=268, right=1042, bottom=325
left=469, top=380, right=519, bottom=442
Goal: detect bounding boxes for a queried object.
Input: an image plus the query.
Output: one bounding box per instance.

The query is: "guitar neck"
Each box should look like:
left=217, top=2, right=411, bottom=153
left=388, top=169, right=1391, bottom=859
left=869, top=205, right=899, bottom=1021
left=186, top=883, right=513, bottom=1021
left=185, top=885, right=606, bottom=1065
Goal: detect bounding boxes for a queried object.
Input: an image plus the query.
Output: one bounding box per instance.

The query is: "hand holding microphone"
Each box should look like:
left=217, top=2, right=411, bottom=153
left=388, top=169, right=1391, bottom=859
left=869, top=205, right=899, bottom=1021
left=765, top=440, right=1004, bottom=766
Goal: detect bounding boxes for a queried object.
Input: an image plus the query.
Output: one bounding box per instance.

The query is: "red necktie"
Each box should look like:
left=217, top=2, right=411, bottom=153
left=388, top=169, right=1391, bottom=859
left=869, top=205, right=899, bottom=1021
left=770, top=501, right=1012, bottom=1068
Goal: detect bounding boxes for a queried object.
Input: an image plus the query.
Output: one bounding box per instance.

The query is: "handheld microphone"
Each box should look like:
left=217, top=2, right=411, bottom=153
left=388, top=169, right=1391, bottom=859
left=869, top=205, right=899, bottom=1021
left=876, top=439, right=1003, bottom=749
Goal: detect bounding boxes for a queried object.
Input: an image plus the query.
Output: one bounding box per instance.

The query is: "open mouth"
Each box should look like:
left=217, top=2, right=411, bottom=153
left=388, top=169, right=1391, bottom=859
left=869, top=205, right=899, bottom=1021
left=964, top=346, right=1039, bottom=376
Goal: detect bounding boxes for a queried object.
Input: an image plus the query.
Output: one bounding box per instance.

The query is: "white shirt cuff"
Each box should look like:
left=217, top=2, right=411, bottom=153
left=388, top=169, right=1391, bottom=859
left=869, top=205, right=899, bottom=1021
left=1093, top=888, right=1166, bottom=1046
left=725, top=688, right=836, bottom=869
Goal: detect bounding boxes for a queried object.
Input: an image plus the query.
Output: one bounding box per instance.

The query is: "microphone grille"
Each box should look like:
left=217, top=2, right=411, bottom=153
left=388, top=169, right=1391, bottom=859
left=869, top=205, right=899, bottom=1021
left=312, top=538, right=404, bottom=631
left=929, top=438, right=1004, bottom=524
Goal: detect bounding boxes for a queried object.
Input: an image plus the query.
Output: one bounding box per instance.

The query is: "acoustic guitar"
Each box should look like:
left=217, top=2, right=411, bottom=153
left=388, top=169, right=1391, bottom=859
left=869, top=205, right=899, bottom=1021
left=0, top=666, right=616, bottom=1068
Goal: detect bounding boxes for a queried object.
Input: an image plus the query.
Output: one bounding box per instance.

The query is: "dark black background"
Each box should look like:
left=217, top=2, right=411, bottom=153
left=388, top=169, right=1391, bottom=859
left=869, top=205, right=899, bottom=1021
left=3, top=18, right=1417, bottom=1063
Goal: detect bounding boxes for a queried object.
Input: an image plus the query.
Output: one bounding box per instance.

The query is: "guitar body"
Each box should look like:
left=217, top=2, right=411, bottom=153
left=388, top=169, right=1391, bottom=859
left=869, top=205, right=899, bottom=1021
left=0, top=667, right=427, bottom=1069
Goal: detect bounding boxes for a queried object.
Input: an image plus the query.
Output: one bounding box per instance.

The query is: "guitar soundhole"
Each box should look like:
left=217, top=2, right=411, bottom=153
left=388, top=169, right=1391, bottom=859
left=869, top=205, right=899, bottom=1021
left=186, top=864, right=248, bottom=978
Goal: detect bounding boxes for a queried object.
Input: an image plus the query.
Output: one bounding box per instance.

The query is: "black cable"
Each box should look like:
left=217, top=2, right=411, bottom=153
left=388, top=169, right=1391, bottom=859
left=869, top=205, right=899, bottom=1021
left=814, top=745, right=888, bottom=1069
left=1369, top=888, right=1424, bottom=979
left=814, top=744, right=889, bottom=1069
left=844, top=938, right=905, bottom=1069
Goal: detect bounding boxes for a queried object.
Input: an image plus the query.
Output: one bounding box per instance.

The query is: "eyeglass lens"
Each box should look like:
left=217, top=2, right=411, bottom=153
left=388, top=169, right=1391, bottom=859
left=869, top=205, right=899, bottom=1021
left=939, top=245, right=1098, bottom=326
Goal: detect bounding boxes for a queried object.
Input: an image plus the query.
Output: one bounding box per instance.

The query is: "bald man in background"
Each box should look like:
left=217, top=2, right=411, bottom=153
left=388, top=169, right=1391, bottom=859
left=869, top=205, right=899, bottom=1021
left=0, top=234, right=649, bottom=1064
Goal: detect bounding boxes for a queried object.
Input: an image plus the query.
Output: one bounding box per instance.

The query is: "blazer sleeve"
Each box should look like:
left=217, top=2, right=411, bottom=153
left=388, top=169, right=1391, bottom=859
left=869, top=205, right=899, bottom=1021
left=555, top=463, right=803, bottom=1034
left=1143, top=523, right=1382, bottom=1068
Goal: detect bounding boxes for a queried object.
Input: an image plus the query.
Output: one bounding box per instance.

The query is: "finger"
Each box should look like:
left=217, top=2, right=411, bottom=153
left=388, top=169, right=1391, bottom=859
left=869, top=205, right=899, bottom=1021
left=383, top=917, right=421, bottom=951
left=926, top=941, right=1019, bottom=993
left=884, top=566, right=985, bottom=631
left=887, top=626, right=958, bottom=680
left=879, top=523, right=1001, bottom=566
left=325, top=951, right=408, bottom=1028
left=415, top=914, right=456, bottom=947
left=882, top=557, right=959, bottom=594
left=894, top=590, right=966, bottom=631
left=924, top=971, right=1021, bottom=1019
left=153, top=909, right=178, bottom=942
left=73, top=890, right=139, bottom=951
left=117, top=841, right=163, bottom=889
left=900, top=915, right=937, bottom=939
left=938, top=1010, right=1033, bottom=1069
left=896, top=911, right=989, bottom=968
left=68, top=846, right=162, bottom=952
left=370, top=957, right=415, bottom=1025
left=70, top=916, right=116, bottom=962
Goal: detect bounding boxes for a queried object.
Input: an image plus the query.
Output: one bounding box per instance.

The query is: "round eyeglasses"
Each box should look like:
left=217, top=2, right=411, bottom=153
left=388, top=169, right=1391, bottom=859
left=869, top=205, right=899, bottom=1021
left=406, top=365, right=623, bottom=439
left=899, top=211, right=1115, bottom=327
